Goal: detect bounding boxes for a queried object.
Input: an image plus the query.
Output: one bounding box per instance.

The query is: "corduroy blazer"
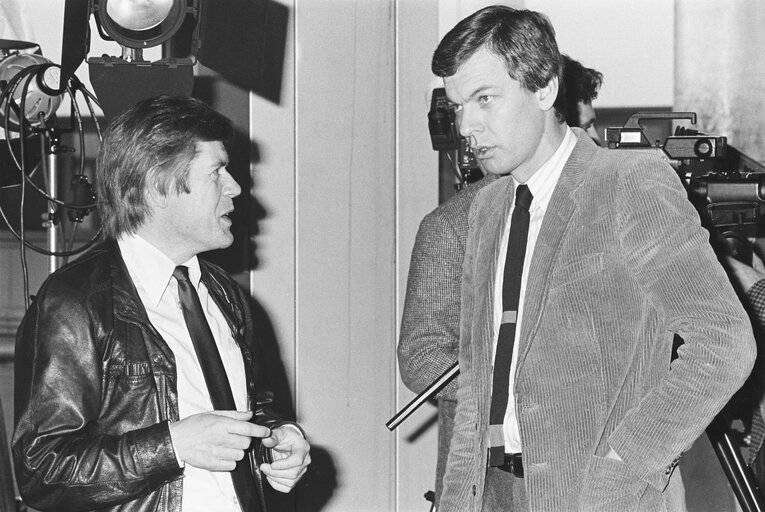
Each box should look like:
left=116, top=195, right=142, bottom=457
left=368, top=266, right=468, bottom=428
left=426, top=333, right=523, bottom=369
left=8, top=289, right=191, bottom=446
left=440, top=130, right=757, bottom=512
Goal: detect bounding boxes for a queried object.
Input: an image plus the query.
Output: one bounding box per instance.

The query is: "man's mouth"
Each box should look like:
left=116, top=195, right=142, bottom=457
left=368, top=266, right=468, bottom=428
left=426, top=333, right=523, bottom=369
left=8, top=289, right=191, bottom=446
left=471, top=144, right=493, bottom=158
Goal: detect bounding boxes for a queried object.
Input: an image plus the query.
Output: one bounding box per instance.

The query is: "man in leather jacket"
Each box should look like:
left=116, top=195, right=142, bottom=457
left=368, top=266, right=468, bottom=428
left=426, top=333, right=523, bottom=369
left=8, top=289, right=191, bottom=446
left=12, top=95, right=310, bottom=512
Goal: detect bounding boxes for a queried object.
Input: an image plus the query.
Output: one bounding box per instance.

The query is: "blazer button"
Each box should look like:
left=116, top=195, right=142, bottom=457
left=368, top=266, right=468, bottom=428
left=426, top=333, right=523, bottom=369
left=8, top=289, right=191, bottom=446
left=472, top=484, right=476, bottom=496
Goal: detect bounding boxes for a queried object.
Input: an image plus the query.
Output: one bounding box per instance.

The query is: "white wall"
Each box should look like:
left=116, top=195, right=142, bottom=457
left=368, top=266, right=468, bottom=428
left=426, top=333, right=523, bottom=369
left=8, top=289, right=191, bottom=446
left=528, top=0, right=674, bottom=108
left=436, top=0, right=675, bottom=108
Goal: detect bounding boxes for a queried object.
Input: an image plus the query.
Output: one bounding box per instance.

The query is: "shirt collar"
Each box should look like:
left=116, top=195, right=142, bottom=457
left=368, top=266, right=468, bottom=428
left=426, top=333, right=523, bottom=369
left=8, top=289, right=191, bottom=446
left=515, top=126, right=577, bottom=213
left=117, top=234, right=202, bottom=307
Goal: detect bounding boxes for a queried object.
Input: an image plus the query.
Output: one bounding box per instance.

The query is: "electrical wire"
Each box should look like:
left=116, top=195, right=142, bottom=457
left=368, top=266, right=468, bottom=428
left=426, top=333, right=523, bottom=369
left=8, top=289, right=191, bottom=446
left=0, top=60, right=104, bottom=304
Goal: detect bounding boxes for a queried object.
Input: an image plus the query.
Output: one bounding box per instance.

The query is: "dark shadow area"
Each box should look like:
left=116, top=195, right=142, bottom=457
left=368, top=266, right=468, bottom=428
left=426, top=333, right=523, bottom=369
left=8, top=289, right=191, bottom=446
left=195, top=73, right=266, bottom=275
left=197, top=0, right=289, bottom=104
left=294, top=445, right=338, bottom=512
left=405, top=408, right=439, bottom=444
left=247, top=294, right=294, bottom=422
left=198, top=124, right=265, bottom=275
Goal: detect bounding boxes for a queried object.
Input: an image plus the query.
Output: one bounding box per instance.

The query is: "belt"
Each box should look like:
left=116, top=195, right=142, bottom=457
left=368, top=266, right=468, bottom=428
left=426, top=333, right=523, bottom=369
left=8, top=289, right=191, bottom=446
left=496, top=452, right=524, bottom=478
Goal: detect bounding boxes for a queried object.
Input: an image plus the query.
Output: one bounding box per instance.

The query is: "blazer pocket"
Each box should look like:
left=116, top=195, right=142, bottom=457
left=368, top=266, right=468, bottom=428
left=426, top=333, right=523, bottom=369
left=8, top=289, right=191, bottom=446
left=579, top=455, right=647, bottom=511
left=549, top=253, right=604, bottom=290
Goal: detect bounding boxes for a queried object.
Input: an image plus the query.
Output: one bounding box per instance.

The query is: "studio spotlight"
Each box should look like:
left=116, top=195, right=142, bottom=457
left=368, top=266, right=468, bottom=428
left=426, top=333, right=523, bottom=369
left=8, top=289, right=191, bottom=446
left=0, top=53, right=63, bottom=128
left=61, top=0, right=289, bottom=120
left=61, top=0, right=199, bottom=121
left=103, top=0, right=175, bottom=33
left=92, top=0, right=197, bottom=54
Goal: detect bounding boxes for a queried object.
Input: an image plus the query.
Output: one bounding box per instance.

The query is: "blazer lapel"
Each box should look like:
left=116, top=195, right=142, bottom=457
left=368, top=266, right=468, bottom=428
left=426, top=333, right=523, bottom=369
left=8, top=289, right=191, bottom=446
left=472, top=176, right=516, bottom=370
left=515, top=133, right=594, bottom=371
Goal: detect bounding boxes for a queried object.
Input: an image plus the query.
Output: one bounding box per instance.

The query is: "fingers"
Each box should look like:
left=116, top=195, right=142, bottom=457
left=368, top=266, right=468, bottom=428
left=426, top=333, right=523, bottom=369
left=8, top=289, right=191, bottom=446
left=169, top=411, right=272, bottom=472
left=264, top=465, right=310, bottom=493
left=259, top=431, right=311, bottom=492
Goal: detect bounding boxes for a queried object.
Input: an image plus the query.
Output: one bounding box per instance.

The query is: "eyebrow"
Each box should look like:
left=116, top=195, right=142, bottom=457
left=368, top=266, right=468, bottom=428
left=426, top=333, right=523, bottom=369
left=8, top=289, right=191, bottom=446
left=454, top=85, right=496, bottom=105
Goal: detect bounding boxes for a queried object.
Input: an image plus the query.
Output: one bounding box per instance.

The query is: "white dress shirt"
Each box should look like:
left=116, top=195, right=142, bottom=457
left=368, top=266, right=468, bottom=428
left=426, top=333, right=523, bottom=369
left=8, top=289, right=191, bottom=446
left=118, top=234, right=247, bottom=512
left=492, top=127, right=577, bottom=453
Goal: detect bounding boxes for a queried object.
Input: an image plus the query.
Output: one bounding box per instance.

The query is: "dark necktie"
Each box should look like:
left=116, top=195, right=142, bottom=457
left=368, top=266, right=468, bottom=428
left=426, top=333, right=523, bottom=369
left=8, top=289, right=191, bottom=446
left=173, top=265, right=260, bottom=511
left=487, top=184, right=533, bottom=467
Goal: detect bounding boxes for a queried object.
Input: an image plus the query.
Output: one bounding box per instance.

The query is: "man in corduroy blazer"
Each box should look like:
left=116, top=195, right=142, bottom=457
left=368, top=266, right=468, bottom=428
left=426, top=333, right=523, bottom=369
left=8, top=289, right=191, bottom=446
left=397, top=55, right=603, bottom=509
left=435, top=6, right=756, bottom=511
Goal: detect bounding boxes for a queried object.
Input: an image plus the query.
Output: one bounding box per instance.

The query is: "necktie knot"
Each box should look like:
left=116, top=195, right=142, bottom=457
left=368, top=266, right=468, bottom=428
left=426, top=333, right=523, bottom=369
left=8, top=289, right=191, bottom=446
left=515, top=184, right=533, bottom=210
left=173, top=265, right=191, bottom=284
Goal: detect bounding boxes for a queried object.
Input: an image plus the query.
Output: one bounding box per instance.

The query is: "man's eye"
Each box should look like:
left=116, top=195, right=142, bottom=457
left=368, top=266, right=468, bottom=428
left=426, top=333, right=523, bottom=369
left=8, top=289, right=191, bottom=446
left=478, top=95, right=493, bottom=105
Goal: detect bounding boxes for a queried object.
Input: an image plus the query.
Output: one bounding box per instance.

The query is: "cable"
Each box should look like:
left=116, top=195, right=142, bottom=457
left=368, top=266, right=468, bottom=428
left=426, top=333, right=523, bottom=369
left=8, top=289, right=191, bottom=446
left=0, top=59, right=104, bottom=303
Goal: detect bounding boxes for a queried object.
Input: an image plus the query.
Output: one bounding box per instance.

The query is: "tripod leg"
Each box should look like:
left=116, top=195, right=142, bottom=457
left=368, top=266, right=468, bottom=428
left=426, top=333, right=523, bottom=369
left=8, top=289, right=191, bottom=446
left=707, top=414, right=765, bottom=512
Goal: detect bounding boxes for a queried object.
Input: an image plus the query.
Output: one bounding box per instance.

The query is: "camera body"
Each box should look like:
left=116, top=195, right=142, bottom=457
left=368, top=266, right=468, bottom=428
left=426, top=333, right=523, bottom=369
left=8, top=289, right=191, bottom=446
left=607, top=112, right=765, bottom=264
left=427, top=87, right=481, bottom=185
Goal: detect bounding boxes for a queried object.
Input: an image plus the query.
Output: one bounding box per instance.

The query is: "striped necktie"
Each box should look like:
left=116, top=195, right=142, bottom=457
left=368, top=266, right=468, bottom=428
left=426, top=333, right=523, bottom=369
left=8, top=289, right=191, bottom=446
left=488, top=184, right=533, bottom=467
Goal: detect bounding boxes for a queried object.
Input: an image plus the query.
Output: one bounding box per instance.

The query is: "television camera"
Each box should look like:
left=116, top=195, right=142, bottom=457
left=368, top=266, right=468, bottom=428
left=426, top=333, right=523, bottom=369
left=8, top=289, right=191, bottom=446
left=427, top=87, right=482, bottom=187
left=606, top=111, right=765, bottom=264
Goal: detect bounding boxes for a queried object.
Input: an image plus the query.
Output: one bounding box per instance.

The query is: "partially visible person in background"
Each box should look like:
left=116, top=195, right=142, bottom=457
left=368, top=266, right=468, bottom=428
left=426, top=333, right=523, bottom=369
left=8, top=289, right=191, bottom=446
left=397, top=51, right=604, bottom=509
left=726, top=250, right=765, bottom=485
left=557, top=54, right=604, bottom=145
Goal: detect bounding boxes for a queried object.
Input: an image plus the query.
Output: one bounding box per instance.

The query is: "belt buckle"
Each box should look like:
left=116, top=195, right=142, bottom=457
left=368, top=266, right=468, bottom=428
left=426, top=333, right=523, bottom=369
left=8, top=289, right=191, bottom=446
left=500, top=453, right=524, bottom=478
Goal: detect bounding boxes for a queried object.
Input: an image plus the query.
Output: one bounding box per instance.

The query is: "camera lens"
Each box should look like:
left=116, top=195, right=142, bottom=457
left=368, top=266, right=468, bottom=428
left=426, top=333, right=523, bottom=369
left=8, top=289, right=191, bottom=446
left=694, top=138, right=714, bottom=158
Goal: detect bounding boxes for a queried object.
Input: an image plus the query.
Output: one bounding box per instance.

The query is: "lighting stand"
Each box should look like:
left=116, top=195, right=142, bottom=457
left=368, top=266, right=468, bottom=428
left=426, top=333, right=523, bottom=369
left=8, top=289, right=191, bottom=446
left=44, top=128, right=61, bottom=273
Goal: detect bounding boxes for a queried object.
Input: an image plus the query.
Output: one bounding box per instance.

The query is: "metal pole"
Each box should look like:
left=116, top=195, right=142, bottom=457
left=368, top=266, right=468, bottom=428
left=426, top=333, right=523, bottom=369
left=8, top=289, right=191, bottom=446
left=46, top=132, right=58, bottom=273
left=387, top=362, right=458, bottom=431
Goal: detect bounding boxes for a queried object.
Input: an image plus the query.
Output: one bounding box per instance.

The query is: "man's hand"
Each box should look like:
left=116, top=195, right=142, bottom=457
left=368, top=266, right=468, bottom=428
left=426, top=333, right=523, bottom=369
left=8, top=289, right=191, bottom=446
left=259, top=426, right=311, bottom=492
left=169, top=410, right=270, bottom=471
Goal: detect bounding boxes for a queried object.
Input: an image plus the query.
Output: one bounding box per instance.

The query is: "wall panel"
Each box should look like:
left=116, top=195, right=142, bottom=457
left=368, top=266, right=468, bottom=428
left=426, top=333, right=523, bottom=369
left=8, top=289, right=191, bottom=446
left=295, top=1, right=397, bottom=510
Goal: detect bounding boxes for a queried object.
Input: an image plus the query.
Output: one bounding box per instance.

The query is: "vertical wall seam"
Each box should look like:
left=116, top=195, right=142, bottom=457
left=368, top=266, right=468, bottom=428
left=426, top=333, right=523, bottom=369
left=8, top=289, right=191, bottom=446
left=293, top=0, right=300, bottom=420
left=393, top=0, right=401, bottom=510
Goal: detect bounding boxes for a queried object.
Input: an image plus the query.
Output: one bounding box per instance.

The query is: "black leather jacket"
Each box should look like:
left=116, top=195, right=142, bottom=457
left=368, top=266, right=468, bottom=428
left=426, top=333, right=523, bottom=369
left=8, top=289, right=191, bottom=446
left=13, top=241, right=283, bottom=512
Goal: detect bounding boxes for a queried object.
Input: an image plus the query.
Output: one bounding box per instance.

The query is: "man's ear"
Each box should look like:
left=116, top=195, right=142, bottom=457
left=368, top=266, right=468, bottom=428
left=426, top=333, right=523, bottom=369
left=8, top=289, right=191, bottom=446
left=536, top=76, right=558, bottom=111
left=146, top=183, right=167, bottom=209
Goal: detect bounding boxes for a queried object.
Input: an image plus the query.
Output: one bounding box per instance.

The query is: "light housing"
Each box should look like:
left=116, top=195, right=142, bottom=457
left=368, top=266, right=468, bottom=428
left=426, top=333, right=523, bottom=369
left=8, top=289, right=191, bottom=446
left=92, top=0, right=198, bottom=53
left=60, top=0, right=289, bottom=120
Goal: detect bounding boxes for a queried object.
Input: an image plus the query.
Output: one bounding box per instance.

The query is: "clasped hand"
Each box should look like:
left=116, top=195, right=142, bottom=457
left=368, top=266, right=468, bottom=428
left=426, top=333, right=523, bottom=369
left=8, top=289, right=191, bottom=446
left=169, top=410, right=311, bottom=492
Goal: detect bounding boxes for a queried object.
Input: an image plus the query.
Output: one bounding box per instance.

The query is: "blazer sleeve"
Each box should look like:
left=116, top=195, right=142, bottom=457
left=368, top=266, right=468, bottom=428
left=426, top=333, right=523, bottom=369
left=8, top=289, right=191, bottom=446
left=607, top=152, right=757, bottom=488
left=397, top=210, right=464, bottom=401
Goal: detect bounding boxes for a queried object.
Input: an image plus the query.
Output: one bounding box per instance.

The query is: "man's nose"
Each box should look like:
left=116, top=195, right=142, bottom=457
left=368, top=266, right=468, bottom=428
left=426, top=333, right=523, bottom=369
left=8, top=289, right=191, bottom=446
left=457, top=105, right=480, bottom=140
left=221, top=170, right=242, bottom=198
